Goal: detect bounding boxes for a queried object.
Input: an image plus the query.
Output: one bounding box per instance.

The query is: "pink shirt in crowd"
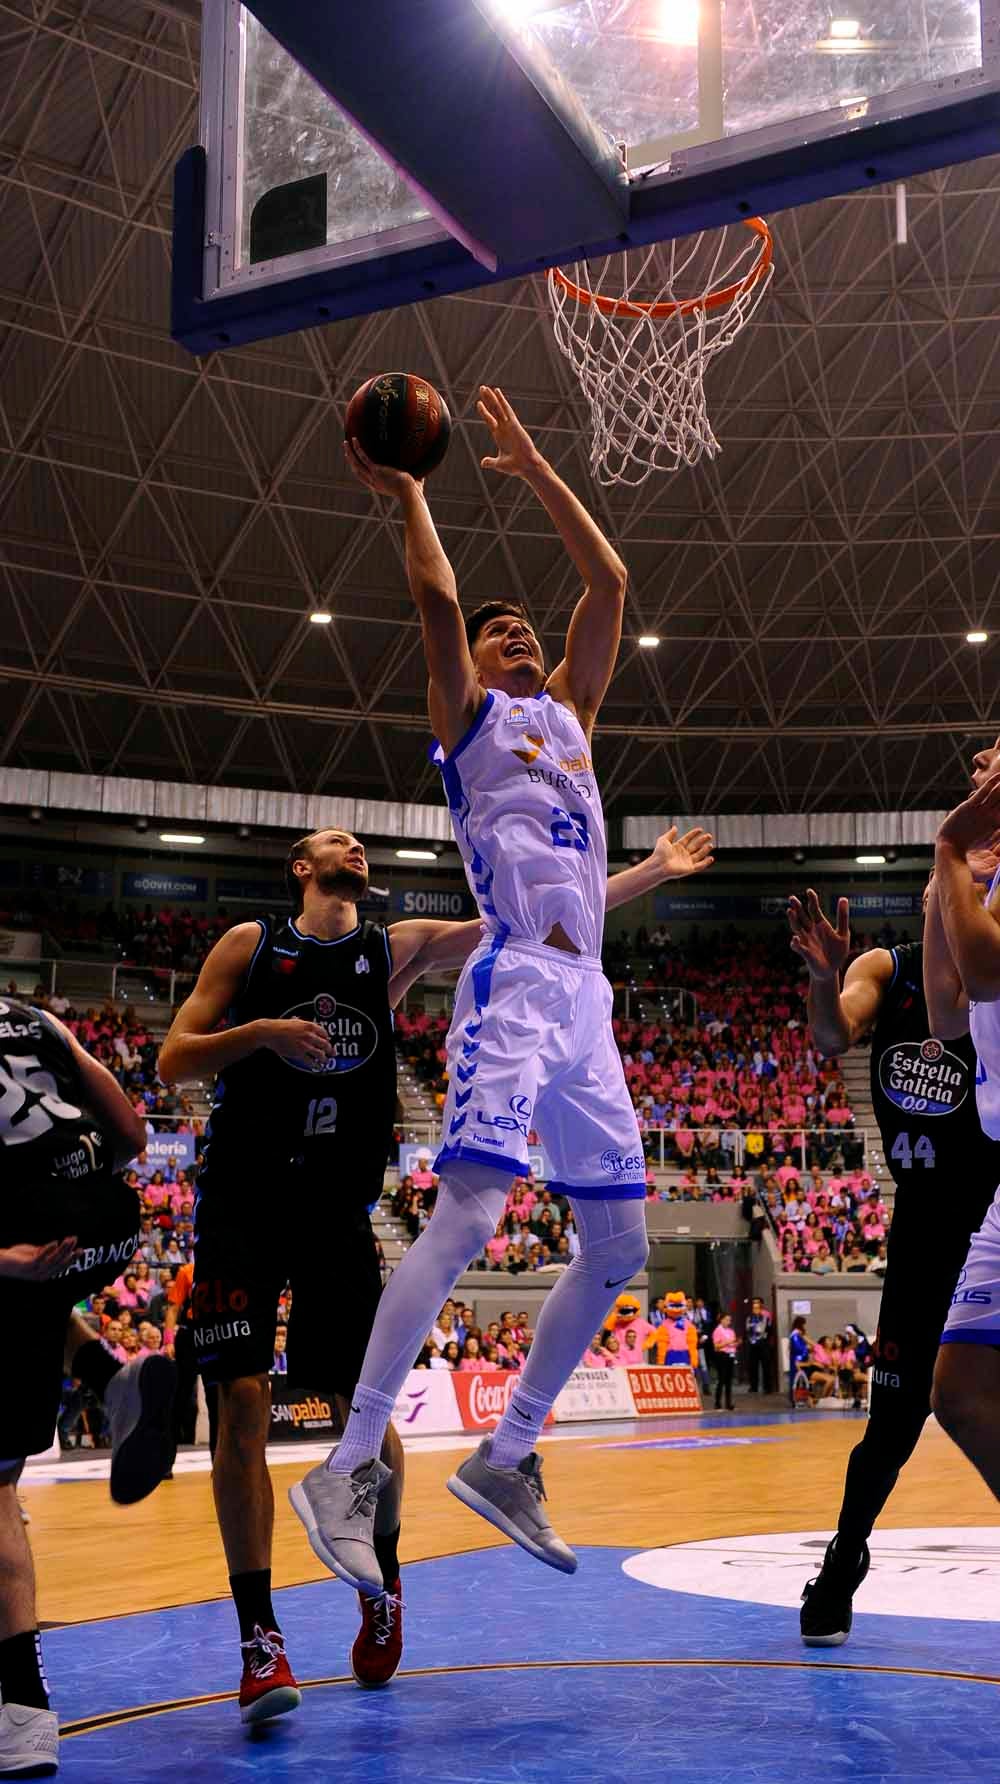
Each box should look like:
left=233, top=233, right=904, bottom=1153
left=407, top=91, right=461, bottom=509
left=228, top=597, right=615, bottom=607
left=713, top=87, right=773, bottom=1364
left=712, top=1324, right=739, bottom=1356
left=581, top=1348, right=610, bottom=1369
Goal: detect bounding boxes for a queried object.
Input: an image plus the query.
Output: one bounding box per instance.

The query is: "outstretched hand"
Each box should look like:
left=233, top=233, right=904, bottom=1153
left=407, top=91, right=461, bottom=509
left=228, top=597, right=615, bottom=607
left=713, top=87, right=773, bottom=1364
left=344, top=436, right=422, bottom=501
left=788, top=889, right=850, bottom=982
left=478, top=385, right=543, bottom=479
left=938, top=772, right=1000, bottom=858
left=650, top=826, right=715, bottom=881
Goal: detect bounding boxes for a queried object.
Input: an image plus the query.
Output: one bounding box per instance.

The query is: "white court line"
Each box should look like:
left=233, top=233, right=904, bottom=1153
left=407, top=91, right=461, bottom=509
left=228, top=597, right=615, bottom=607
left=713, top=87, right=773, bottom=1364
left=21, top=1416, right=668, bottom=1485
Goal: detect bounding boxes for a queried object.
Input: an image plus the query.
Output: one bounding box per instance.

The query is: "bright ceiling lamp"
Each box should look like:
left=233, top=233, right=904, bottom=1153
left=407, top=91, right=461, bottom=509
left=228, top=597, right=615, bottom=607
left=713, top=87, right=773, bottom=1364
left=658, top=0, right=700, bottom=47
left=967, top=630, right=988, bottom=644
left=396, top=848, right=437, bottom=861
left=856, top=853, right=886, bottom=865
left=830, top=18, right=861, bottom=38
left=638, top=635, right=661, bottom=649
left=160, top=833, right=205, bottom=845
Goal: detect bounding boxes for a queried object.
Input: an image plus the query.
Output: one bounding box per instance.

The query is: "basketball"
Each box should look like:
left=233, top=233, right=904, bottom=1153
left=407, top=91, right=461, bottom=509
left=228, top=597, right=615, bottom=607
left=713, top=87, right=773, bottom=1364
left=345, top=372, right=451, bottom=478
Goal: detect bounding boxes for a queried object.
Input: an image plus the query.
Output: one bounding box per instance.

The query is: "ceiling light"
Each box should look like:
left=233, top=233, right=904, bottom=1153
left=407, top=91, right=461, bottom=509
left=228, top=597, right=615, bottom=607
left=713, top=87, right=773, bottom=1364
left=638, top=635, right=661, bottom=649
left=967, top=630, right=988, bottom=644
left=856, top=853, right=885, bottom=865
left=396, top=848, right=438, bottom=861
left=160, top=833, right=205, bottom=846
left=657, top=0, right=700, bottom=47
left=830, top=17, right=861, bottom=37
left=309, top=611, right=332, bottom=625
left=492, top=0, right=544, bottom=22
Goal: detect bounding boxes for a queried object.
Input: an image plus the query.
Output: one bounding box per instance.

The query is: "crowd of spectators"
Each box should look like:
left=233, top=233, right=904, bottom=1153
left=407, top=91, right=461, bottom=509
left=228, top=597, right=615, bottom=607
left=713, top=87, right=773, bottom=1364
left=413, top=1300, right=535, bottom=1371
left=758, top=1158, right=890, bottom=1274
left=0, top=894, right=234, bottom=978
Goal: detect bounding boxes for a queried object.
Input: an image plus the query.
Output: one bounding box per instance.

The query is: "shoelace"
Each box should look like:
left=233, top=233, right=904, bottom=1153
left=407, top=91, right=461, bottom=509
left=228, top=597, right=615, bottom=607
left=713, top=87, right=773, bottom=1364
left=369, top=1591, right=402, bottom=1647
left=348, top=1472, right=382, bottom=1521
left=519, top=1459, right=546, bottom=1504
left=241, top=1627, right=283, bottom=1679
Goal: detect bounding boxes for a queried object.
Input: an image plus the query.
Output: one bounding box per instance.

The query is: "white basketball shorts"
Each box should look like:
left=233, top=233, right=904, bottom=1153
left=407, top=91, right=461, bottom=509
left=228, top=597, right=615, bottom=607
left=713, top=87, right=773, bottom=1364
left=434, top=934, right=645, bottom=1199
left=940, top=1185, right=1000, bottom=1348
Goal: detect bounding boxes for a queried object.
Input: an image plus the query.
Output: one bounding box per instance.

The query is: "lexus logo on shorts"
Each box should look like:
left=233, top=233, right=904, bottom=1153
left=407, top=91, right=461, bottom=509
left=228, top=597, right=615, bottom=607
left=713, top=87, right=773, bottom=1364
left=509, top=1095, right=532, bottom=1119
left=280, top=994, right=379, bottom=1075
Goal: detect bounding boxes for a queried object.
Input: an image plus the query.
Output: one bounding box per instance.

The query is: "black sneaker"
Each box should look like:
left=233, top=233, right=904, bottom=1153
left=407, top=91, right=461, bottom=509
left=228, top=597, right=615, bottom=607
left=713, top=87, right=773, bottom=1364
left=800, top=1536, right=870, bottom=1646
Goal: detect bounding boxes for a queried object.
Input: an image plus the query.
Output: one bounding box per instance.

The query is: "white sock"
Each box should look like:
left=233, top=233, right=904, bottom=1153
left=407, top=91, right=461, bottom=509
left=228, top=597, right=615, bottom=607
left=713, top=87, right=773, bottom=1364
left=488, top=1195, right=649, bottom=1470
left=326, top=1385, right=394, bottom=1475
left=327, top=1161, right=509, bottom=1474
left=489, top=1383, right=553, bottom=1469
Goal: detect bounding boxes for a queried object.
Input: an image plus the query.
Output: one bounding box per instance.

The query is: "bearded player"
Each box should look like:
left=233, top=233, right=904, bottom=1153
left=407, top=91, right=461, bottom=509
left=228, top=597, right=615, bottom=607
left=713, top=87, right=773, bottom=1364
left=788, top=824, right=1000, bottom=1646
left=291, top=385, right=677, bottom=1588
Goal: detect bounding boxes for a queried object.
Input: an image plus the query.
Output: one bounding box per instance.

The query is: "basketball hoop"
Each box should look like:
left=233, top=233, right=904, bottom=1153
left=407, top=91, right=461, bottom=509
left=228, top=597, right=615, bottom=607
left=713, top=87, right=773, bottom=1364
left=546, top=217, right=774, bottom=486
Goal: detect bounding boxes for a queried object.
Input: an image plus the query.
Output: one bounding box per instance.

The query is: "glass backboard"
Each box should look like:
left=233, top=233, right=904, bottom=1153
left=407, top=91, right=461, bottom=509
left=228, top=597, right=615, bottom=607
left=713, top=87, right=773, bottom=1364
left=175, top=0, right=1000, bottom=352
left=513, top=0, right=983, bottom=166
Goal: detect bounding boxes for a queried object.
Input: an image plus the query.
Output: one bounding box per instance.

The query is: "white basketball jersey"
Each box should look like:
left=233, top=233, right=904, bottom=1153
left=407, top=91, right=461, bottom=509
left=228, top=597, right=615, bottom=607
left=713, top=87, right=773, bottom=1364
left=432, top=687, right=607, bottom=958
left=970, top=864, right=1000, bottom=1140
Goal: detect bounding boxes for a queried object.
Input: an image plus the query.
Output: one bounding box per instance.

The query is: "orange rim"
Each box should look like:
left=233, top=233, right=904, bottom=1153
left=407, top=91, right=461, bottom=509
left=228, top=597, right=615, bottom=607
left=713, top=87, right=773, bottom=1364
left=548, top=217, right=773, bottom=319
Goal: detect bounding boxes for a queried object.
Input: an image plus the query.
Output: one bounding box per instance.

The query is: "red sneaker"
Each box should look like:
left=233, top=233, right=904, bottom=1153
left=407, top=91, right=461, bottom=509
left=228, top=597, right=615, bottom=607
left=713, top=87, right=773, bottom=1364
left=350, top=1579, right=403, bottom=1688
left=238, top=1625, right=303, bottom=1724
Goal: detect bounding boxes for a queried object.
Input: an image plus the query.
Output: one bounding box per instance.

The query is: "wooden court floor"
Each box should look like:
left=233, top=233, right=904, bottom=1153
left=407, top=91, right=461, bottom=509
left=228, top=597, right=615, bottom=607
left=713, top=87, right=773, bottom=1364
left=24, top=1412, right=999, bottom=1626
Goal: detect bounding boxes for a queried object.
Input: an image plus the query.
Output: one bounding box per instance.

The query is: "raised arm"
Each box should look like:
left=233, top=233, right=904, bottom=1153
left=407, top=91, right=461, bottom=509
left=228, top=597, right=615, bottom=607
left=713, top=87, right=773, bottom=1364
left=923, top=875, right=969, bottom=1039
left=344, top=439, right=481, bottom=754
left=158, top=924, right=333, bottom=1082
left=605, top=826, right=714, bottom=913
left=476, top=387, right=627, bottom=731
left=788, top=889, right=893, bottom=1054
left=934, top=775, right=1000, bottom=1001
left=387, top=919, right=484, bottom=1009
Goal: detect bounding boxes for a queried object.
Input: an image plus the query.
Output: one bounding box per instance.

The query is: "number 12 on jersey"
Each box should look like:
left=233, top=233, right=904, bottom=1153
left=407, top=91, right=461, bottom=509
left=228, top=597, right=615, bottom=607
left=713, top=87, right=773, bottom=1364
left=304, top=1096, right=337, bottom=1137
left=891, top=1131, right=936, bottom=1170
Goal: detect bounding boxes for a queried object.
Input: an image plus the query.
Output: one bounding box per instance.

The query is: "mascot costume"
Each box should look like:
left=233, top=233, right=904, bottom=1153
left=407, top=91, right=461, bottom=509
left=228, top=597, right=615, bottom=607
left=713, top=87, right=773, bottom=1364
left=645, top=1291, right=700, bottom=1368
left=601, top=1292, right=657, bottom=1353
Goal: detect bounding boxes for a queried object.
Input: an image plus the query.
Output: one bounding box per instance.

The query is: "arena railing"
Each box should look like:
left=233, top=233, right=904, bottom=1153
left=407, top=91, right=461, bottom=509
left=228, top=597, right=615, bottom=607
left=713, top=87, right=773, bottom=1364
left=9, top=957, right=198, bottom=1010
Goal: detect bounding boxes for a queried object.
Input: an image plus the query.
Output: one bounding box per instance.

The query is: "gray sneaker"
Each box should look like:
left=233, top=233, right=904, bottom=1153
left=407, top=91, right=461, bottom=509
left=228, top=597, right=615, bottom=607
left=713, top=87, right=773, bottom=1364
left=105, top=1352, right=177, bottom=1506
left=0, top=1703, right=59, bottom=1775
left=446, top=1439, right=577, bottom=1574
left=288, top=1458, right=390, bottom=1597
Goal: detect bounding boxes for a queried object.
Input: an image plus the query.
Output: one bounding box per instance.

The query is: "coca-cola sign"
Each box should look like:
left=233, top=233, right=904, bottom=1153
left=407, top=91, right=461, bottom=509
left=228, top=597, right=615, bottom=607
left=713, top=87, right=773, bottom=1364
left=451, top=1370, right=555, bottom=1432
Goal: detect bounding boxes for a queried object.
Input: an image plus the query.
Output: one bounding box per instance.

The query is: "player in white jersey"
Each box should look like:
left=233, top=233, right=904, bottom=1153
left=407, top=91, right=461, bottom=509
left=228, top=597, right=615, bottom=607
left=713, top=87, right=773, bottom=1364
left=926, top=736, right=1000, bottom=1500
left=291, top=386, right=713, bottom=1590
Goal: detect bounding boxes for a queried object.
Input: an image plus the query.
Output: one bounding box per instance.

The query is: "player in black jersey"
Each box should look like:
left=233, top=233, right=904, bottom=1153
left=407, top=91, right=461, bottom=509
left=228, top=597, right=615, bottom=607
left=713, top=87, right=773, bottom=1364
left=787, top=882, right=999, bottom=1645
left=158, top=820, right=708, bottom=1719
left=0, top=1000, right=175, bottom=1776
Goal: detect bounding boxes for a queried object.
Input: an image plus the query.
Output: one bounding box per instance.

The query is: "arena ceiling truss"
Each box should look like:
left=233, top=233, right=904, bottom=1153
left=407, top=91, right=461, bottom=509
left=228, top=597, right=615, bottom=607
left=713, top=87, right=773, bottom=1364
left=1, top=0, right=999, bottom=820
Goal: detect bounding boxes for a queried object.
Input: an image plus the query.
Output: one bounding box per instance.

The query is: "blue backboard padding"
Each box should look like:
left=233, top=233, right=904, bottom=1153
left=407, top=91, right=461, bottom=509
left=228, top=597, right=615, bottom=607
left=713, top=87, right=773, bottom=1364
left=240, top=0, right=628, bottom=273
left=172, top=89, right=1000, bottom=357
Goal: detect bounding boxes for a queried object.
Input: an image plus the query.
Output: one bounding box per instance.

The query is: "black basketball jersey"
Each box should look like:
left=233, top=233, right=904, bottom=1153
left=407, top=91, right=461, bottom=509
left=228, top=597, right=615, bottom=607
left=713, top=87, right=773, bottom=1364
left=0, top=997, right=110, bottom=1187
left=869, top=941, right=1000, bottom=1193
left=201, top=917, right=397, bottom=1193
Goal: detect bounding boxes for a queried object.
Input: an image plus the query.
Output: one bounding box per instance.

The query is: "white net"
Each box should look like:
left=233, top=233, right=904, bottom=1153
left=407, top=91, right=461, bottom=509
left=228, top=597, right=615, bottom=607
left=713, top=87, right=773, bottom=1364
left=546, top=219, right=774, bottom=487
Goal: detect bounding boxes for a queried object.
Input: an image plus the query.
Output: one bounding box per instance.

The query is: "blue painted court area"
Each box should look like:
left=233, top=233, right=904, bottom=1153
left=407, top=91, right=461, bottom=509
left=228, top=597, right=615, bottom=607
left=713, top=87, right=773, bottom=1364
left=51, top=1546, right=1000, bottom=1782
